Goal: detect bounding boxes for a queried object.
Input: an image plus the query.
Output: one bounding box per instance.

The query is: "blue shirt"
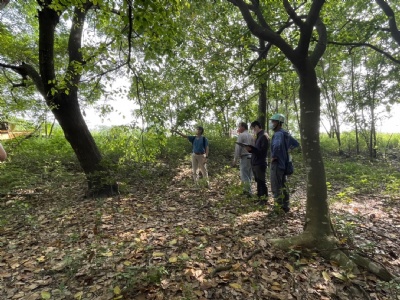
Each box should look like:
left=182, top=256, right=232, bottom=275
left=188, top=136, right=208, bottom=154
left=271, top=129, right=299, bottom=170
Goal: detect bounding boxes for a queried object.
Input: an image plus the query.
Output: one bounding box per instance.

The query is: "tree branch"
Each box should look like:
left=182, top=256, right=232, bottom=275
left=283, top=0, right=304, bottom=28
left=67, top=4, right=93, bottom=87
left=310, top=17, right=327, bottom=68
left=250, top=0, right=269, bottom=29
left=328, top=40, right=400, bottom=65
left=375, top=0, right=400, bottom=45
left=0, top=62, right=45, bottom=97
left=226, top=0, right=295, bottom=62
left=297, top=0, right=325, bottom=57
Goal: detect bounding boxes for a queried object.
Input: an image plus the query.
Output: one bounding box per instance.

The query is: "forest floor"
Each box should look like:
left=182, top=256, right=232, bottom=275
left=0, top=156, right=399, bottom=300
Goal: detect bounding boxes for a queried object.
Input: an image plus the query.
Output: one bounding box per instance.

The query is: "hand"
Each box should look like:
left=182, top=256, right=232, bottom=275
left=245, top=146, right=252, bottom=152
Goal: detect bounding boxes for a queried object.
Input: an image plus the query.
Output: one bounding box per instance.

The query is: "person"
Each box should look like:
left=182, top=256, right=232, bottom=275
left=0, top=142, right=6, bottom=161
left=232, top=122, right=254, bottom=196
left=246, top=120, right=269, bottom=204
left=171, top=126, right=209, bottom=186
left=269, top=113, right=299, bottom=213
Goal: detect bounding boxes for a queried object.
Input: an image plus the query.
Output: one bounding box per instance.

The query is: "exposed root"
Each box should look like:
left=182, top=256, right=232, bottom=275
left=344, top=251, right=394, bottom=281
left=270, top=233, right=394, bottom=281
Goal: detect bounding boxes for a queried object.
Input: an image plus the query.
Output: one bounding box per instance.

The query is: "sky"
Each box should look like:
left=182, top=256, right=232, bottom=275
left=83, top=101, right=400, bottom=134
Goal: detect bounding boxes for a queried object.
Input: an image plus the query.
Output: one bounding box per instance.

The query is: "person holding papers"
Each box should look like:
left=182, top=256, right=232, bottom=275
left=232, top=122, right=254, bottom=196
left=245, top=121, right=269, bottom=205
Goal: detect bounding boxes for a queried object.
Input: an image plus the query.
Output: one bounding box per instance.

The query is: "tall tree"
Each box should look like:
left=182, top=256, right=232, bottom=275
left=0, top=0, right=184, bottom=195
left=226, top=0, right=392, bottom=279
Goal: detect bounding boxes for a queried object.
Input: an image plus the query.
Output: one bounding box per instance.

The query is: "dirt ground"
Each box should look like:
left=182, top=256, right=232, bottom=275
left=0, top=161, right=399, bottom=300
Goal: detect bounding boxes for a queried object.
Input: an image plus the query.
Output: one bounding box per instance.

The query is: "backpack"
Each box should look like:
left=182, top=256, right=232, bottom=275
left=283, top=133, right=294, bottom=176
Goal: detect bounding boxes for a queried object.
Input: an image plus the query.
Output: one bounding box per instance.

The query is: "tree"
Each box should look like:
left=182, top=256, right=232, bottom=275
left=0, top=0, right=184, bottom=195
left=226, top=0, right=393, bottom=280
left=129, top=1, right=256, bottom=135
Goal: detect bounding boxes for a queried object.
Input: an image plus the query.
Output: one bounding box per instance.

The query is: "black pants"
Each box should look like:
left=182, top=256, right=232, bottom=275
left=252, top=164, right=268, bottom=199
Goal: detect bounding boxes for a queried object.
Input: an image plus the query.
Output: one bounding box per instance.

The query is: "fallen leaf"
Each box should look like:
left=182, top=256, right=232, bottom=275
left=153, top=252, right=165, bottom=257
left=36, top=256, right=46, bottom=263
left=179, top=253, right=189, bottom=260
left=322, top=271, right=331, bottom=282
left=169, top=256, right=178, bottom=263
left=41, top=291, right=51, bottom=299
left=229, top=283, right=242, bottom=290
left=332, top=272, right=347, bottom=281
left=285, top=263, right=294, bottom=272
left=113, top=286, right=121, bottom=295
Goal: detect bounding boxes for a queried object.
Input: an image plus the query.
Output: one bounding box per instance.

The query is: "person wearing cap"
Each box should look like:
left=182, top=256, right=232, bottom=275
left=171, top=126, right=209, bottom=186
left=270, top=113, right=299, bottom=213
left=232, top=122, right=254, bottom=196
left=246, top=120, right=269, bottom=204
left=0, top=142, right=6, bottom=161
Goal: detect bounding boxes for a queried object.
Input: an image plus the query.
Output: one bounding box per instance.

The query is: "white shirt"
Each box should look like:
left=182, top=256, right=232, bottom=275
left=234, top=130, right=254, bottom=161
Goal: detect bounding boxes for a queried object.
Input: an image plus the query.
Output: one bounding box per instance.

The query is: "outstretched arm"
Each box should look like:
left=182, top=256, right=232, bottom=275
left=171, top=129, right=188, bottom=138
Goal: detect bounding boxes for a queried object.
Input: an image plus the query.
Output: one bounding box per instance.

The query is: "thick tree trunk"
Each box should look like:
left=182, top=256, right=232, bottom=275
left=271, top=63, right=335, bottom=247
left=258, top=39, right=267, bottom=129
left=228, top=0, right=394, bottom=281
left=37, top=2, right=117, bottom=196
left=298, top=64, right=333, bottom=236
left=52, top=92, right=117, bottom=194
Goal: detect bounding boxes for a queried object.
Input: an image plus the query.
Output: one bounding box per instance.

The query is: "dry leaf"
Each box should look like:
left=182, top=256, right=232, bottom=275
left=113, top=286, right=121, bottom=295
left=285, top=263, right=294, bottom=272
left=153, top=252, right=165, bottom=257
left=169, top=256, right=178, bottom=263
left=332, top=272, right=347, bottom=281
left=41, top=291, right=51, bottom=299
left=229, top=283, right=242, bottom=290
left=322, top=271, right=331, bottom=282
left=179, top=253, right=189, bottom=260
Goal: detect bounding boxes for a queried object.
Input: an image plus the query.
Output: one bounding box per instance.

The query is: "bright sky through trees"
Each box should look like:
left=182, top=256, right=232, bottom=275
left=83, top=102, right=400, bottom=133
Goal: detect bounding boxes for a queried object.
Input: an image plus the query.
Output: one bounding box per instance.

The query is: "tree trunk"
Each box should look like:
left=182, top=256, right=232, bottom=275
left=52, top=92, right=117, bottom=193
left=258, top=81, right=267, bottom=129
left=37, top=2, right=117, bottom=196
left=258, top=39, right=267, bottom=129
left=298, top=64, right=333, bottom=236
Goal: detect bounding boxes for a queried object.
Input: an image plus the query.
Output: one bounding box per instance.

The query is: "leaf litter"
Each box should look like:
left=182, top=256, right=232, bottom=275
left=0, top=159, right=399, bottom=300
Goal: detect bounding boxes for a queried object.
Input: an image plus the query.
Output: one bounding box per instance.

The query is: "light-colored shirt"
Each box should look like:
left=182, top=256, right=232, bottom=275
left=234, top=130, right=254, bottom=161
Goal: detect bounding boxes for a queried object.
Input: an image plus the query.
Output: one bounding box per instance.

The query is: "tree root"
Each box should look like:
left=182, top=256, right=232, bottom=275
left=344, top=251, right=393, bottom=282
left=271, top=233, right=394, bottom=281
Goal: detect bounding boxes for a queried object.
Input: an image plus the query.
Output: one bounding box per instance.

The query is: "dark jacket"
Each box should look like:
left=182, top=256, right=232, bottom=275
left=249, top=130, right=269, bottom=166
left=271, top=129, right=300, bottom=170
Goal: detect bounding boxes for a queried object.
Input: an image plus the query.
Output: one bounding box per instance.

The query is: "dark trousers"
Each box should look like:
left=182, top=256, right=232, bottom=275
left=252, top=164, right=268, bottom=199
left=270, top=162, right=289, bottom=211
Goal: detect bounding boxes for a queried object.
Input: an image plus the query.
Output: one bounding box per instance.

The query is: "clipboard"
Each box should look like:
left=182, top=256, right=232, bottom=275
left=235, top=142, right=251, bottom=147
